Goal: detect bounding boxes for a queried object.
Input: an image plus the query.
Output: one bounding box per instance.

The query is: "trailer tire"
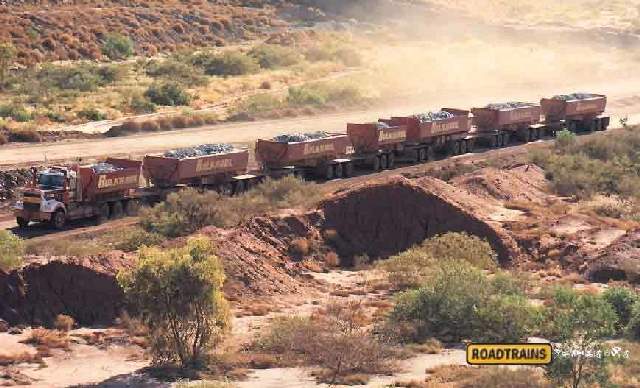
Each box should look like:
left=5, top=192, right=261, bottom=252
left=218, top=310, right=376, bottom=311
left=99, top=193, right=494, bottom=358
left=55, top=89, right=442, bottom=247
left=417, top=148, right=427, bottom=162
left=52, top=210, right=66, bottom=230
left=460, top=140, right=468, bottom=154
left=567, top=121, right=577, bottom=132
left=325, top=164, right=335, bottom=180
left=465, top=140, right=474, bottom=153
left=219, top=183, right=233, bottom=196
left=489, top=135, right=498, bottom=148
left=111, top=201, right=124, bottom=219
left=380, top=154, right=389, bottom=170
left=234, top=180, right=246, bottom=195
left=97, top=203, right=110, bottom=224
left=502, top=133, right=510, bottom=147
left=387, top=153, right=395, bottom=169
left=372, top=156, right=382, bottom=171
left=334, top=163, right=344, bottom=178
left=125, top=200, right=139, bottom=216
left=343, top=162, right=354, bottom=178
left=594, top=118, right=602, bottom=131
left=16, top=217, right=29, bottom=228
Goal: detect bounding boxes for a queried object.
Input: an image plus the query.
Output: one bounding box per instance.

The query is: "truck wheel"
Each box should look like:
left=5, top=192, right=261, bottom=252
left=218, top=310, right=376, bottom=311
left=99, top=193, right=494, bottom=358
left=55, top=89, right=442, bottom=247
left=418, top=148, right=427, bottom=162
left=387, top=153, right=395, bottom=168
left=16, top=217, right=29, bottom=228
left=372, top=156, right=382, bottom=171
left=97, top=203, right=110, bottom=224
left=325, top=164, right=334, bottom=180
left=111, top=201, right=124, bottom=219
left=425, top=146, right=435, bottom=161
left=459, top=140, right=468, bottom=154
left=234, top=180, right=246, bottom=195
left=52, top=210, right=66, bottom=230
left=380, top=155, right=389, bottom=170
left=125, top=200, right=140, bottom=216
left=219, top=183, right=233, bottom=196
left=343, top=162, right=354, bottom=178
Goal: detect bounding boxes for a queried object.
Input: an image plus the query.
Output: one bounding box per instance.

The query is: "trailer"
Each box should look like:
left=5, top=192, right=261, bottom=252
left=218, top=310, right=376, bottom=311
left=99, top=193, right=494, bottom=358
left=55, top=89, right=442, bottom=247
left=14, top=158, right=142, bottom=229
left=143, top=147, right=256, bottom=194
left=541, top=93, right=609, bottom=132
left=471, top=103, right=543, bottom=144
left=256, top=133, right=355, bottom=180
left=346, top=122, right=407, bottom=170
left=382, top=108, right=472, bottom=161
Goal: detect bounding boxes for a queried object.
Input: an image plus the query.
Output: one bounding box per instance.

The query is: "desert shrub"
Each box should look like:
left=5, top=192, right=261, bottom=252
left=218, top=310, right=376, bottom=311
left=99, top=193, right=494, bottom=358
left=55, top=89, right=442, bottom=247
left=145, top=82, right=191, bottom=106
left=287, top=85, right=326, bottom=106
left=123, top=92, right=157, bottom=114
left=119, top=237, right=230, bottom=367
left=234, top=93, right=282, bottom=115
left=77, top=108, right=106, bottom=121
left=324, top=252, right=340, bottom=267
left=54, top=314, right=75, bottom=332
left=289, top=238, right=310, bottom=258
left=23, top=328, right=69, bottom=349
left=7, top=128, right=41, bottom=143
left=140, top=120, right=161, bottom=132
left=171, top=115, right=190, bottom=128
left=0, top=230, right=24, bottom=271
left=304, top=43, right=362, bottom=66
left=102, top=33, right=134, bottom=60
left=193, top=51, right=260, bottom=77
left=102, top=226, right=164, bottom=252
left=0, top=42, right=16, bottom=89
left=388, top=261, right=538, bottom=342
left=25, top=238, right=107, bottom=257
left=231, top=176, right=322, bottom=215
left=249, top=44, right=301, bottom=69
left=555, top=129, right=576, bottom=149
left=0, top=133, right=7, bottom=145
left=378, top=232, right=497, bottom=289
left=146, top=59, right=208, bottom=87
left=334, top=46, right=362, bottom=67
left=0, top=104, right=32, bottom=122
left=625, top=301, right=640, bottom=340
left=140, top=189, right=232, bottom=237
left=602, top=287, right=640, bottom=334
left=256, top=301, right=390, bottom=382
left=459, top=368, right=552, bottom=388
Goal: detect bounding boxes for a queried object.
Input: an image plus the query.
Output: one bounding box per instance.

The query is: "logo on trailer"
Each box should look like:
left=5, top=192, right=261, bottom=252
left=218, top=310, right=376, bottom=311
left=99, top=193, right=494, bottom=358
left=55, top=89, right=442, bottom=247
left=304, top=143, right=335, bottom=155
left=431, top=121, right=459, bottom=135
left=379, top=129, right=406, bottom=142
left=195, top=158, right=233, bottom=173
left=575, top=101, right=600, bottom=113
left=97, top=174, right=138, bottom=189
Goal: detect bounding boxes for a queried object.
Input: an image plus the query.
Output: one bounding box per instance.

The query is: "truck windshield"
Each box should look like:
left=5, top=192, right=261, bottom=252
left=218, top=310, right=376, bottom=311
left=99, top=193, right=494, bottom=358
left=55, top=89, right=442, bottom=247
left=38, top=173, right=65, bottom=188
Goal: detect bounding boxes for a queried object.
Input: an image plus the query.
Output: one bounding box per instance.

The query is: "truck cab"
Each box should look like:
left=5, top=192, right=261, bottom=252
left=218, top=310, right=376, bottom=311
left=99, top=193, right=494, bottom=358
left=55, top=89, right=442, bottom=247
left=14, top=167, right=74, bottom=229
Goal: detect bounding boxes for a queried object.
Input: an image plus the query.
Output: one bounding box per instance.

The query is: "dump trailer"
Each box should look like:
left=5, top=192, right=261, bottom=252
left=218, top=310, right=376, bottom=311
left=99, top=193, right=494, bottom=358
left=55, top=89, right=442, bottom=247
left=471, top=102, right=543, bottom=144
left=14, top=158, right=142, bottom=229
left=256, top=132, right=355, bottom=180
left=541, top=93, right=609, bottom=132
left=347, top=122, right=407, bottom=170
left=382, top=108, right=472, bottom=161
left=143, top=145, right=254, bottom=194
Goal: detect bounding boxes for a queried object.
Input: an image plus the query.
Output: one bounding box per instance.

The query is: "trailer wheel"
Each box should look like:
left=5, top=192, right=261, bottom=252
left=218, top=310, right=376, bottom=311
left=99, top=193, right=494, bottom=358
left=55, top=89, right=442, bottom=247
left=372, top=156, right=382, bottom=171
left=111, top=201, right=124, bottom=219
left=460, top=140, right=468, bottom=154
left=16, top=217, right=29, bottom=228
left=566, top=121, right=577, bottom=132
left=387, top=153, right=395, bottom=168
left=417, top=148, right=427, bottom=162
left=234, top=180, right=247, bottom=195
left=496, top=134, right=504, bottom=148
left=343, top=162, right=354, bottom=178
left=334, top=163, right=344, bottom=178
left=594, top=118, right=602, bottom=131
left=502, top=133, right=510, bottom=147
left=125, top=200, right=140, bottom=216
left=97, top=203, right=110, bottom=224
left=219, top=183, right=233, bottom=196
left=52, top=210, right=66, bottom=230
left=325, top=164, right=335, bottom=180
left=466, top=140, right=474, bottom=153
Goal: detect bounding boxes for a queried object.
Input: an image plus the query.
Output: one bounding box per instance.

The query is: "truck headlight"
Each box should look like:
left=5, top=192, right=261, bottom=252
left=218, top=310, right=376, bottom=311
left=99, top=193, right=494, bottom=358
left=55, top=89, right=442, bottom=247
left=14, top=200, right=23, bottom=210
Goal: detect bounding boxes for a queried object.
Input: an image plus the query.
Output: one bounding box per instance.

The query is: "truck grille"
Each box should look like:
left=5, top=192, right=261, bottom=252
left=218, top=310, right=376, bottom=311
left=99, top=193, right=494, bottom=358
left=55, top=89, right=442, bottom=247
left=24, top=203, right=40, bottom=212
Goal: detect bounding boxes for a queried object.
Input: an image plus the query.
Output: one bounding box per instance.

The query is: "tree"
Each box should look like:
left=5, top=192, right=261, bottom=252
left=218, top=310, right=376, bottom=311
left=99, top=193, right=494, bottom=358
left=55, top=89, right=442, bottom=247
left=602, top=286, right=639, bottom=334
left=118, top=237, right=230, bottom=367
left=0, top=230, right=24, bottom=272
left=102, top=33, right=134, bottom=60
left=544, top=287, right=618, bottom=388
left=0, top=42, right=16, bottom=89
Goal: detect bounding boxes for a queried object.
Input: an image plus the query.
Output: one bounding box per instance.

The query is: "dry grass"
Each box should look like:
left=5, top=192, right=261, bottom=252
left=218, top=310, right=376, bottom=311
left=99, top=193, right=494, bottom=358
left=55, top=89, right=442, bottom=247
left=53, top=314, right=74, bottom=332
left=0, top=351, right=40, bottom=366
left=22, top=328, right=70, bottom=351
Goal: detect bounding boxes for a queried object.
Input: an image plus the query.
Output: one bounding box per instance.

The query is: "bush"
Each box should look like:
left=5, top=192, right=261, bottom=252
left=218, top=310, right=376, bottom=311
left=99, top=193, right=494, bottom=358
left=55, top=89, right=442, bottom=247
left=0, top=133, right=7, bottom=145
left=602, top=287, right=640, bottom=334
left=378, top=232, right=497, bottom=289
left=54, top=314, right=75, bottom=332
left=37, top=63, right=118, bottom=92
left=555, top=129, right=576, bottom=149
left=234, top=94, right=282, bottom=115
left=118, top=237, right=230, bottom=367
left=625, top=301, right=640, bottom=340
left=287, top=85, right=326, bottom=106
left=102, top=33, right=134, bottom=60
left=102, top=226, right=164, bottom=252
left=193, top=51, right=260, bottom=77
left=0, top=230, right=24, bottom=271
left=249, top=44, right=301, bottom=69
left=0, top=104, right=32, bottom=122
left=388, top=261, right=538, bottom=342
left=145, top=82, right=191, bottom=106
left=289, top=238, right=310, bottom=258
left=146, top=59, right=208, bottom=87
left=77, top=108, right=106, bottom=121
left=123, top=92, right=156, bottom=114
left=7, top=128, right=41, bottom=143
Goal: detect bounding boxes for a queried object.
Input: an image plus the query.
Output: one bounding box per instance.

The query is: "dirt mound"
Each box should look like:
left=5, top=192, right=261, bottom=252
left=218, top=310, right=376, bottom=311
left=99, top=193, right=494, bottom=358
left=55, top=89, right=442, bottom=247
left=586, top=230, right=640, bottom=283
left=0, top=253, right=134, bottom=327
left=451, top=164, right=550, bottom=204
left=321, top=176, right=522, bottom=265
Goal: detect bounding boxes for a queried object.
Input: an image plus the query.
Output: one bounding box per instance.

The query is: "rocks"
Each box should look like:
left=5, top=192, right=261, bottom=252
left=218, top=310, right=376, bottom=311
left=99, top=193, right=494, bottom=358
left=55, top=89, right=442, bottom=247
left=164, top=143, right=235, bottom=159
left=413, top=110, right=454, bottom=123
left=0, top=169, right=31, bottom=201
left=586, top=231, right=640, bottom=283
left=272, top=131, right=330, bottom=143
left=90, top=163, right=122, bottom=173
left=486, top=102, right=536, bottom=110
left=552, top=93, right=598, bottom=101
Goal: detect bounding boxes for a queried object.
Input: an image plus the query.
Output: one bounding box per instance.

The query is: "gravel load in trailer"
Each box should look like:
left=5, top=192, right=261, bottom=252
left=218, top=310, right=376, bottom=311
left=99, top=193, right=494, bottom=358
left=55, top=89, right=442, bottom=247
left=90, top=163, right=123, bottom=174
left=541, top=93, right=607, bottom=123
left=79, top=158, right=142, bottom=200
left=144, top=144, right=249, bottom=188
left=256, top=132, right=353, bottom=169
left=272, top=131, right=330, bottom=143
left=386, top=108, right=470, bottom=143
left=472, top=101, right=541, bottom=131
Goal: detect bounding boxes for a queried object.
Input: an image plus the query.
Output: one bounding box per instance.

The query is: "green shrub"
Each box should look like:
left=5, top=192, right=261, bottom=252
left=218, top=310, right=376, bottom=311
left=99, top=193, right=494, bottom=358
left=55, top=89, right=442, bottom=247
left=287, top=85, right=326, bottom=106
left=77, top=108, right=107, bottom=121
left=388, top=261, right=538, bottom=342
left=555, top=129, right=576, bottom=149
left=234, top=93, right=282, bottom=115
left=146, top=59, right=208, bottom=87
left=602, top=287, right=640, bottom=334
left=8, top=128, right=41, bottom=142
left=144, top=82, right=191, bottom=106
left=0, top=230, right=24, bottom=271
left=102, top=33, right=134, bottom=60
left=626, top=301, right=640, bottom=340
left=118, top=237, right=230, bottom=367
left=102, top=226, right=164, bottom=252
left=249, top=44, right=301, bottom=69
left=193, top=51, right=260, bottom=77
left=38, top=63, right=120, bottom=92
left=0, top=104, right=32, bottom=122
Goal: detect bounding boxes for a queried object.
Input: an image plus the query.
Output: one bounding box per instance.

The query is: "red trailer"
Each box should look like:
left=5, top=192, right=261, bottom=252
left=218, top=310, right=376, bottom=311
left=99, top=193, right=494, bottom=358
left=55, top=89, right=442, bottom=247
left=382, top=108, right=472, bottom=161
left=471, top=103, right=543, bottom=143
left=143, top=148, right=253, bottom=193
left=347, top=122, right=407, bottom=170
left=541, top=94, right=609, bottom=132
left=14, top=158, right=143, bottom=229
left=256, top=133, right=354, bottom=180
